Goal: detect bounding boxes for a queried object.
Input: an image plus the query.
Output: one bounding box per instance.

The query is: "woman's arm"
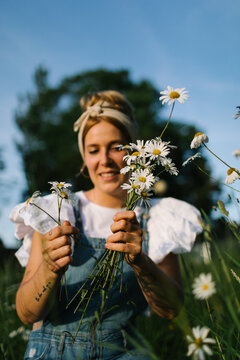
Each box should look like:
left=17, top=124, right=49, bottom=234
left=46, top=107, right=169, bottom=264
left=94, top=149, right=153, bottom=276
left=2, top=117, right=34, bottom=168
left=16, top=221, right=79, bottom=324
left=106, top=211, right=183, bottom=319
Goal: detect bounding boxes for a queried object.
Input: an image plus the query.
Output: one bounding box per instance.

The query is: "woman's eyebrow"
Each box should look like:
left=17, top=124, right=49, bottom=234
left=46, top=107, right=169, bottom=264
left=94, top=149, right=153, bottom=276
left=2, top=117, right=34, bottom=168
left=86, top=140, right=123, bottom=148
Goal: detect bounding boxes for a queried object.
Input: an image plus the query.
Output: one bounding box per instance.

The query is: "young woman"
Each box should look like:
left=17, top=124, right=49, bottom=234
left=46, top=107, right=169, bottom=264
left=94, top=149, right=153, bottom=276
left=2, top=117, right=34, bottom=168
left=10, top=90, right=202, bottom=359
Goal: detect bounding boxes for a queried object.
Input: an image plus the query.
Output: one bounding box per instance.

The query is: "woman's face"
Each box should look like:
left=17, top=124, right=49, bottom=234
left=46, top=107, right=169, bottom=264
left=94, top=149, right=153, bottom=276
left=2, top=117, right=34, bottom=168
left=84, top=121, right=127, bottom=199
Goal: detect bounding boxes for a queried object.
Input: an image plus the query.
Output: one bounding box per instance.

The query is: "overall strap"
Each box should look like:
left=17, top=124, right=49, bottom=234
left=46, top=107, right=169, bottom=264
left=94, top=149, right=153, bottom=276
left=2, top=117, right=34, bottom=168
left=139, top=206, right=150, bottom=254
left=72, top=195, right=83, bottom=231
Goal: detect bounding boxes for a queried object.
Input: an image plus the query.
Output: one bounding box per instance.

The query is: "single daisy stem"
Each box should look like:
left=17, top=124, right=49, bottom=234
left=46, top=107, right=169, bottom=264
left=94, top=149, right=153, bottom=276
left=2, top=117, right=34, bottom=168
left=203, top=143, right=240, bottom=175
left=205, top=299, right=225, bottom=360
left=30, top=203, right=59, bottom=224
left=159, top=102, right=175, bottom=139
left=193, top=163, right=240, bottom=194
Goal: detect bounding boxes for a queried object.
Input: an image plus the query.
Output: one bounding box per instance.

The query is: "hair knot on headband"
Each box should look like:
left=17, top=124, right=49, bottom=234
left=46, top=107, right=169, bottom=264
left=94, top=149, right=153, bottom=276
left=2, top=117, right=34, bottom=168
left=87, top=104, right=103, bottom=118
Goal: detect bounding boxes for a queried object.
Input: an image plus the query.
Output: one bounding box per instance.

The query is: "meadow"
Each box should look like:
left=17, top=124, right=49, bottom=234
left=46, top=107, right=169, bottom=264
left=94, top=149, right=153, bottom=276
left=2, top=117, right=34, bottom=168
left=1, top=204, right=239, bottom=359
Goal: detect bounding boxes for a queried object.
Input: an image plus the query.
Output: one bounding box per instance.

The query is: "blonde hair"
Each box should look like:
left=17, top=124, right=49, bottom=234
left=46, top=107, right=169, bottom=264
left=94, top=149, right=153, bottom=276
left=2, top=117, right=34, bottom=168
left=74, top=90, right=139, bottom=159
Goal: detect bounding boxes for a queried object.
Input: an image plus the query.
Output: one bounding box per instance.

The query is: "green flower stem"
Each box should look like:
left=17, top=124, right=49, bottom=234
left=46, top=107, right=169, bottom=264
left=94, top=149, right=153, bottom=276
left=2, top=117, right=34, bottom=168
left=205, top=299, right=225, bottom=360
left=31, top=203, right=59, bottom=224
left=203, top=143, right=240, bottom=176
left=66, top=250, right=110, bottom=309
left=156, top=169, right=166, bottom=178
left=159, top=102, right=175, bottom=139
left=193, top=163, right=240, bottom=193
left=73, top=279, right=99, bottom=343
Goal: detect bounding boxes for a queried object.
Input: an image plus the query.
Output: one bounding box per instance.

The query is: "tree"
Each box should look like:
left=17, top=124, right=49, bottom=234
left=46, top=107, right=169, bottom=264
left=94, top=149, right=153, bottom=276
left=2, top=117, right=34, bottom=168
left=15, top=66, right=220, bottom=213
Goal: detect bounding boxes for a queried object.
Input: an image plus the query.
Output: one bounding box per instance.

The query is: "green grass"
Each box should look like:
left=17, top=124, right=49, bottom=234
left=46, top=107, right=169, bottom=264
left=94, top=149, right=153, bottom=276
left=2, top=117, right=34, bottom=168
left=1, top=227, right=240, bottom=359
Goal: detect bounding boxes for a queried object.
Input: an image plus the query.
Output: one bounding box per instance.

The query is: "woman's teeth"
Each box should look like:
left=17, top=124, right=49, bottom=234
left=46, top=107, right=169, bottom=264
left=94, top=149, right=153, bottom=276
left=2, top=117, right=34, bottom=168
left=101, top=172, right=117, bottom=178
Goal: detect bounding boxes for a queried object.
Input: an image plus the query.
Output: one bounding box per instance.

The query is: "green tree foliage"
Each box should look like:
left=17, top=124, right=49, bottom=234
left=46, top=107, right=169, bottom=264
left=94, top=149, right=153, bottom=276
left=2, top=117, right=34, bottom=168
left=15, top=66, right=220, bottom=213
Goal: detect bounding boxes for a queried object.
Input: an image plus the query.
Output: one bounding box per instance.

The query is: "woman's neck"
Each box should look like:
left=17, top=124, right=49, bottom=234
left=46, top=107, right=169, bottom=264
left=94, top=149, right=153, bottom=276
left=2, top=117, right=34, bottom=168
left=84, top=188, right=126, bottom=209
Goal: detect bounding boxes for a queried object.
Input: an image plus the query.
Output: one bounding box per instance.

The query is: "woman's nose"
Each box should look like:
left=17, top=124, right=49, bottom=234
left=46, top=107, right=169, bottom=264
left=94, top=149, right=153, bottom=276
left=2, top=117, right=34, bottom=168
left=100, top=149, right=112, bottom=165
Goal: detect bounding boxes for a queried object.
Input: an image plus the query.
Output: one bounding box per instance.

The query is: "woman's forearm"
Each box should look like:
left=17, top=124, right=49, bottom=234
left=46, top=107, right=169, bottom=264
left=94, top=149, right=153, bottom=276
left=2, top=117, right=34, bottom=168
left=130, top=252, right=184, bottom=319
left=16, top=261, right=60, bottom=324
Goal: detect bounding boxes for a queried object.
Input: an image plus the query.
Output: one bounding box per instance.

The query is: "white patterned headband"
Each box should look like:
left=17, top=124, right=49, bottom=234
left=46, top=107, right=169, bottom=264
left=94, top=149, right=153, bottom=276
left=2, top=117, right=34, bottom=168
left=73, top=101, right=139, bottom=158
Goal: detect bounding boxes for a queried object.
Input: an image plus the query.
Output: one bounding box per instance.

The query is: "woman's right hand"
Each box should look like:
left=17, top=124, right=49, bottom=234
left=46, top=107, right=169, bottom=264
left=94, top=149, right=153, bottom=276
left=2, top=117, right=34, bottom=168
left=42, top=220, right=79, bottom=274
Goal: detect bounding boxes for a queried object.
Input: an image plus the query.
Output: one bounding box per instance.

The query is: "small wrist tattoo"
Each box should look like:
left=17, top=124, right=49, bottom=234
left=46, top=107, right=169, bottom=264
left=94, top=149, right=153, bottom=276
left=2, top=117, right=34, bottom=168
left=35, top=281, right=52, bottom=302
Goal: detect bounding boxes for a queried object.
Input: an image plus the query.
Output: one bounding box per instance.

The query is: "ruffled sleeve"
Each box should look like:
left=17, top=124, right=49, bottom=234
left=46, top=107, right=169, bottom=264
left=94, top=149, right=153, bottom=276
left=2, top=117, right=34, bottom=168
left=9, top=194, right=76, bottom=267
left=147, top=197, right=202, bottom=263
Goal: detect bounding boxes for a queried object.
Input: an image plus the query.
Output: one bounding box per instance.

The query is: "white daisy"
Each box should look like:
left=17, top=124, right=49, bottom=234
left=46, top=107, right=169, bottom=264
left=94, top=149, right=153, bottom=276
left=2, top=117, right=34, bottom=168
left=192, top=273, right=216, bottom=300
left=25, top=191, right=41, bottom=206
left=58, top=188, right=76, bottom=204
left=116, top=144, right=133, bottom=151
left=159, top=86, right=189, bottom=106
left=123, top=151, right=143, bottom=165
left=233, top=106, right=240, bottom=119
left=186, top=326, right=216, bottom=359
left=121, top=158, right=152, bottom=175
left=144, top=139, right=170, bottom=163
left=190, top=132, right=209, bottom=149
left=225, top=168, right=240, bottom=184
left=182, top=153, right=202, bottom=167
left=48, top=181, right=72, bottom=192
left=120, top=164, right=137, bottom=174
left=139, top=189, right=154, bottom=207
left=130, top=140, right=147, bottom=156
left=121, top=181, right=141, bottom=194
left=232, top=149, right=240, bottom=158
left=9, top=329, right=18, bottom=338
left=161, top=158, right=179, bottom=176
left=130, top=168, right=156, bottom=191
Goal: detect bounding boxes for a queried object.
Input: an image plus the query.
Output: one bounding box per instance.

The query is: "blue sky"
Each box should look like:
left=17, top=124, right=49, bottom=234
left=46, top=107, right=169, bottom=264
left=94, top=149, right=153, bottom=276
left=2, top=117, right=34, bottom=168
left=1, top=0, right=240, bottom=248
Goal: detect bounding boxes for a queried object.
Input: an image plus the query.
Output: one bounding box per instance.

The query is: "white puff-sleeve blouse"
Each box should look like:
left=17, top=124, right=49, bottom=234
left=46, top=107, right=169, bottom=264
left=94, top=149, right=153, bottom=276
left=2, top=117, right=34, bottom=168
left=9, top=191, right=202, bottom=267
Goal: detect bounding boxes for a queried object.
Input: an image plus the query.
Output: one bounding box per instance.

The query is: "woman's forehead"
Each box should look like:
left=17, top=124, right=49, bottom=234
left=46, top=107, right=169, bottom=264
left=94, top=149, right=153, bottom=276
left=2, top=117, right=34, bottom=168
left=84, top=121, right=125, bottom=145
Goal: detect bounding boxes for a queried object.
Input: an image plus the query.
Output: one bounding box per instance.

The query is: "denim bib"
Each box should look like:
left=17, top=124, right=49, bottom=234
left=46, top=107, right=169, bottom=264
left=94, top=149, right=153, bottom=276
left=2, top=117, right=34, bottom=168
left=24, top=198, right=150, bottom=360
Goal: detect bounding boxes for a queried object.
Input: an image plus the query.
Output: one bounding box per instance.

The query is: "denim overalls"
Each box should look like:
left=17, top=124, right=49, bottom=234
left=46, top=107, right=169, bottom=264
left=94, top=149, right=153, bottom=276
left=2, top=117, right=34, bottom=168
left=24, top=198, right=150, bottom=360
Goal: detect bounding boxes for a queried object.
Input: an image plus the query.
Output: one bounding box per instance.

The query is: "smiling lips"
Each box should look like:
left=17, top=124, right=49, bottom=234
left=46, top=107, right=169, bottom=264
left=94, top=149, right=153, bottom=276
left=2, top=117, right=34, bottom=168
left=99, top=171, right=120, bottom=180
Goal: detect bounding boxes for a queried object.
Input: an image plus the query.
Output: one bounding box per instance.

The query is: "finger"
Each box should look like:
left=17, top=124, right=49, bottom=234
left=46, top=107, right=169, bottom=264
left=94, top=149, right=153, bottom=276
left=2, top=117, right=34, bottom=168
left=49, top=235, right=72, bottom=250
left=45, top=224, right=79, bottom=240
left=110, top=219, right=139, bottom=233
left=107, top=231, right=130, bottom=243
left=50, top=244, right=72, bottom=261
left=113, top=211, right=138, bottom=224
left=62, top=220, right=71, bottom=226
left=105, top=241, right=140, bottom=255
left=56, top=255, right=72, bottom=269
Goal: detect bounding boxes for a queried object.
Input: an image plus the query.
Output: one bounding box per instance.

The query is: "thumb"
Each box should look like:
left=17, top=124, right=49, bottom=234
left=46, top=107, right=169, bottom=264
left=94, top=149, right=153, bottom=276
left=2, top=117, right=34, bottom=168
left=62, top=220, right=71, bottom=226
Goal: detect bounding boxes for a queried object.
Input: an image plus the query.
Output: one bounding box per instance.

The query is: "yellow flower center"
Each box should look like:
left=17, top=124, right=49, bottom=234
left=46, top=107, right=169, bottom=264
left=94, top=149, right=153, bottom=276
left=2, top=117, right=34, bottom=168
left=132, top=151, right=140, bottom=156
left=195, top=338, right=203, bottom=348
left=139, top=177, right=146, bottom=183
left=130, top=164, right=136, bottom=168
left=169, top=91, right=180, bottom=99
left=165, top=165, right=170, bottom=170
left=141, top=145, right=145, bottom=149
left=202, top=284, right=209, bottom=291
left=57, top=183, right=64, bottom=187
left=153, top=149, right=161, bottom=155
left=26, top=197, right=31, bottom=204
left=227, top=168, right=234, bottom=175
left=194, top=132, right=203, bottom=138
left=61, top=191, right=68, bottom=199
left=141, top=192, right=147, bottom=198
left=132, top=184, right=140, bottom=189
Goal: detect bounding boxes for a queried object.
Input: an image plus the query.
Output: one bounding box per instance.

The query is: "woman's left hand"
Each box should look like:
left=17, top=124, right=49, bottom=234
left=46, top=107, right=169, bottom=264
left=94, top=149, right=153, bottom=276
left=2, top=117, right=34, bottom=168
left=106, top=211, right=143, bottom=264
